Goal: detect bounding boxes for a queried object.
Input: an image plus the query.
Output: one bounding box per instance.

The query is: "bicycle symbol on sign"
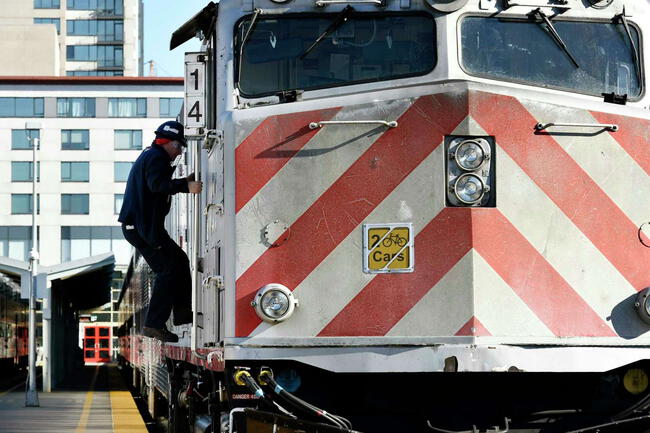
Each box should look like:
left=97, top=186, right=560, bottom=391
left=370, top=231, right=408, bottom=249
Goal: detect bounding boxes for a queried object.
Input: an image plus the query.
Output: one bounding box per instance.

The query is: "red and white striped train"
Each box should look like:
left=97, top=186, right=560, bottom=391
left=118, top=0, right=650, bottom=431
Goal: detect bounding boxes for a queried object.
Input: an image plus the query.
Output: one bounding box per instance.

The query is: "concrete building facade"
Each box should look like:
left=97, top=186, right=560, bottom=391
left=0, top=0, right=144, bottom=76
left=0, top=76, right=183, bottom=365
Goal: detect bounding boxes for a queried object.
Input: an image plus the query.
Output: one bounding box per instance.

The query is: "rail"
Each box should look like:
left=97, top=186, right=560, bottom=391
left=309, top=120, right=398, bottom=129
left=535, top=122, right=619, bottom=132
left=191, top=140, right=207, bottom=360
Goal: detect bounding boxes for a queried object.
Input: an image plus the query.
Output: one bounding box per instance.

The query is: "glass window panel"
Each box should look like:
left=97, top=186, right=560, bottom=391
left=109, top=99, right=146, bottom=117
left=61, top=194, right=89, bottom=214
left=61, top=129, right=90, bottom=150
left=34, top=0, right=60, bottom=9
left=114, top=162, right=132, bottom=182
left=85, top=326, right=95, bottom=336
left=57, top=98, right=95, bottom=117
left=0, top=98, right=44, bottom=117
left=69, top=226, right=91, bottom=260
left=11, top=194, right=39, bottom=215
left=114, top=130, right=142, bottom=150
left=12, top=162, right=40, bottom=182
left=34, top=18, right=60, bottom=34
left=159, top=98, right=183, bottom=117
left=11, top=130, right=40, bottom=150
left=460, top=17, right=642, bottom=98
left=91, top=226, right=111, bottom=255
left=114, top=194, right=124, bottom=214
left=237, top=13, right=436, bottom=97
left=61, top=162, right=89, bottom=182
left=111, top=228, right=131, bottom=266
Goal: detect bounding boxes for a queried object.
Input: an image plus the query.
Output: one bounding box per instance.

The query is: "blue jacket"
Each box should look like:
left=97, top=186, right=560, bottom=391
left=118, top=145, right=188, bottom=248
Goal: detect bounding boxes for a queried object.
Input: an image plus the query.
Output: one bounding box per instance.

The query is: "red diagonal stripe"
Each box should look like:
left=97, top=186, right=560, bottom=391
left=470, top=91, right=650, bottom=291
left=235, top=107, right=340, bottom=212
left=319, top=207, right=473, bottom=336
left=473, top=209, right=616, bottom=337
left=455, top=316, right=491, bottom=336
left=236, top=94, right=469, bottom=336
left=589, top=111, right=650, bottom=176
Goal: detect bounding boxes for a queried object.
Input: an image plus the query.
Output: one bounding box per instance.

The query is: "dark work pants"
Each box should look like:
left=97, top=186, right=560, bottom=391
left=122, top=226, right=191, bottom=329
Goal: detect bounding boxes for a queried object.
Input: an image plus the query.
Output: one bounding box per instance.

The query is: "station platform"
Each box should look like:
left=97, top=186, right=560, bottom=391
left=0, top=364, right=149, bottom=433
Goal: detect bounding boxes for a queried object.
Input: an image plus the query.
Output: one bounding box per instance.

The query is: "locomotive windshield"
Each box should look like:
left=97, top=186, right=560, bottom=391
left=460, top=17, right=642, bottom=98
left=236, top=13, right=436, bottom=97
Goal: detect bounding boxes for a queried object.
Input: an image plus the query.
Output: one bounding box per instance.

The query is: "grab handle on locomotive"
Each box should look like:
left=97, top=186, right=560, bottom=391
left=535, top=122, right=619, bottom=132
left=309, top=120, right=398, bottom=129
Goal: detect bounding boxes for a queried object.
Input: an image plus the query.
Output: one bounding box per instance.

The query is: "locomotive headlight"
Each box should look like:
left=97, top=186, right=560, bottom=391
left=454, top=174, right=486, bottom=204
left=635, top=287, right=650, bottom=325
left=252, top=284, right=298, bottom=323
left=454, top=140, right=487, bottom=171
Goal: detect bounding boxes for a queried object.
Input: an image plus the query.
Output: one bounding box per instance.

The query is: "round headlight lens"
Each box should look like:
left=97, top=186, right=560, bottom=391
left=645, top=295, right=650, bottom=316
left=455, top=140, right=486, bottom=171
left=454, top=174, right=485, bottom=204
left=253, top=283, right=298, bottom=323
left=261, top=290, right=290, bottom=319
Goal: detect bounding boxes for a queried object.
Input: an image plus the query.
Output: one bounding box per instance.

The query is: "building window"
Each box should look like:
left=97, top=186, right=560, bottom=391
left=34, top=0, right=60, bottom=8
left=57, top=98, right=95, bottom=117
left=66, top=45, right=123, bottom=67
left=114, top=194, right=123, bottom=215
left=61, top=226, right=130, bottom=264
left=114, top=162, right=133, bottom=182
left=11, top=194, right=40, bottom=215
left=11, top=130, right=40, bottom=150
left=159, top=98, right=183, bottom=118
left=67, top=0, right=123, bottom=15
left=61, top=162, right=89, bottom=182
left=108, top=98, right=146, bottom=118
left=0, top=227, right=36, bottom=261
left=11, top=162, right=40, bottom=182
left=114, top=130, right=142, bottom=150
left=34, top=18, right=61, bottom=34
left=0, top=98, right=44, bottom=117
left=67, top=19, right=123, bottom=41
left=61, top=130, right=90, bottom=150
left=61, top=194, right=89, bottom=214
left=66, top=70, right=124, bottom=76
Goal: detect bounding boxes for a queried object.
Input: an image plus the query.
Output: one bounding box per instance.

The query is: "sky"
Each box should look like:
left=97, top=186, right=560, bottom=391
left=143, top=0, right=208, bottom=77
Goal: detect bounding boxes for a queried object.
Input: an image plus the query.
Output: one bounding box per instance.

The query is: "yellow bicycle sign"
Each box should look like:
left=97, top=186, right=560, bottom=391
left=363, top=223, right=414, bottom=273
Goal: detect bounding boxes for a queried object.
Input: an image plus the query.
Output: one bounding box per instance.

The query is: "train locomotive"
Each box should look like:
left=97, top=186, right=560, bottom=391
left=117, top=0, right=650, bottom=431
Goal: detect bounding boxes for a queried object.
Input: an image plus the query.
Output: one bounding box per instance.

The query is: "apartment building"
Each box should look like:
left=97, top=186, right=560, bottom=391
left=0, top=0, right=143, bottom=76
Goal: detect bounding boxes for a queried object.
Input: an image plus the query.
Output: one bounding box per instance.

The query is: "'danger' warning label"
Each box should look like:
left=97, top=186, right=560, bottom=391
left=363, top=223, right=414, bottom=274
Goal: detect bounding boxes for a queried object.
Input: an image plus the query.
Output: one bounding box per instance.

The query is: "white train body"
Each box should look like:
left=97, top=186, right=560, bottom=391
left=119, top=0, right=650, bottom=431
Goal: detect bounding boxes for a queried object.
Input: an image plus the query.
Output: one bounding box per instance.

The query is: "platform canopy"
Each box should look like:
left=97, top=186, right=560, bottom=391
left=0, top=253, right=115, bottom=310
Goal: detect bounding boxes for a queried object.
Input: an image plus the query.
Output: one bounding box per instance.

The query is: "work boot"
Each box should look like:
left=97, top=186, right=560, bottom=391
left=173, top=308, right=193, bottom=326
left=143, top=326, right=179, bottom=343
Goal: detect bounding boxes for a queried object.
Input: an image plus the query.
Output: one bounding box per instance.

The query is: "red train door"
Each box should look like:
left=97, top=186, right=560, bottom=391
left=83, top=326, right=111, bottom=363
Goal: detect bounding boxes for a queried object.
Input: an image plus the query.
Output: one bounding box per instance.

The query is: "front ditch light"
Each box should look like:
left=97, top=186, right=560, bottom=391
left=252, top=283, right=298, bottom=323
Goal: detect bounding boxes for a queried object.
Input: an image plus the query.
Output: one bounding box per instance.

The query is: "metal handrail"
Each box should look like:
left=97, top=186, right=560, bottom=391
left=535, top=122, right=619, bottom=132
left=309, top=120, right=398, bottom=129
left=191, top=140, right=207, bottom=360
left=504, top=1, right=571, bottom=9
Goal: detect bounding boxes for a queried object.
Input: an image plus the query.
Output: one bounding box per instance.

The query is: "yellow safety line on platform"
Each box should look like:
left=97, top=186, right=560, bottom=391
left=108, top=367, right=148, bottom=433
left=75, top=365, right=99, bottom=432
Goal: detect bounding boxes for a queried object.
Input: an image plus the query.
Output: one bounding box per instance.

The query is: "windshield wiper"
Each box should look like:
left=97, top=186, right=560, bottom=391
left=529, top=8, right=580, bottom=69
left=299, top=5, right=354, bottom=60
left=615, top=7, right=641, bottom=84
left=237, top=8, right=262, bottom=88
